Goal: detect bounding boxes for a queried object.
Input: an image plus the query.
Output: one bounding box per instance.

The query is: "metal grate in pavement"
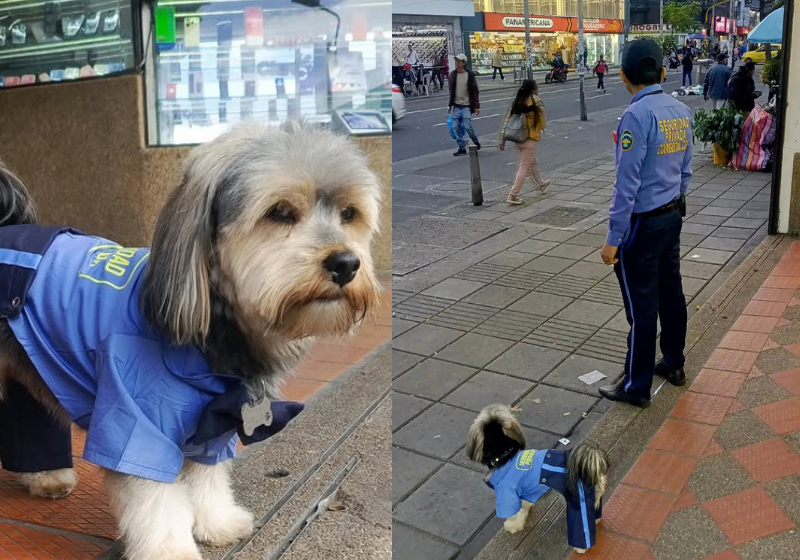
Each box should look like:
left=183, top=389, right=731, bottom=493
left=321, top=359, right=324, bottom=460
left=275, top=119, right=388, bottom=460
left=473, top=309, right=546, bottom=341
left=392, top=289, right=416, bottom=307
left=454, top=263, right=515, bottom=284
left=428, top=301, right=498, bottom=332
left=576, top=329, right=629, bottom=364
left=581, top=281, right=623, bottom=306
left=525, top=318, right=598, bottom=351
left=536, top=275, right=598, bottom=299
left=392, top=294, right=452, bottom=322
left=526, top=206, right=596, bottom=227
left=492, top=269, right=553, bottom=291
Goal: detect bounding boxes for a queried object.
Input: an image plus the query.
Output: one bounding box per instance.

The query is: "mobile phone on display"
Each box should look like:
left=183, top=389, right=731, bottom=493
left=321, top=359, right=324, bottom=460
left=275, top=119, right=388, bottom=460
left=275, top=77, right=285, bottom=97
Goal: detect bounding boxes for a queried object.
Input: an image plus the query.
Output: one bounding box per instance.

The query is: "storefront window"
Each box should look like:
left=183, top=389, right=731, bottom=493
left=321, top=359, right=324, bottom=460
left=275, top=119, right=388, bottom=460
left=469, top=30, right=618, bottom=73
left=147, top=0, right=391, bottom=146
left=0, top=0, right=136, bottom=88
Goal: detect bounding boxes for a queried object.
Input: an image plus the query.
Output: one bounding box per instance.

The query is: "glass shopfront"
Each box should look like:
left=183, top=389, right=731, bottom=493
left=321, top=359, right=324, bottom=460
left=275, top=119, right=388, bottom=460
left=468, top=13, right=621, bottom=74
left=146, top=0, right=391, bottom=145
left=0, top=0, right=137, bottom=87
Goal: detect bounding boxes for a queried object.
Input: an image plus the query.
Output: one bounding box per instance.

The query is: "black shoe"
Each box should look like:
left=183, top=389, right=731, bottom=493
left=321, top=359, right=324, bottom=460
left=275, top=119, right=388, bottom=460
left=475, top=142, right=481, bottom=150
left=598, top=377, right=651, bottom=408
left=654, top=362, right=686, bottom=387
left=453, top=149, right=467, bottom=156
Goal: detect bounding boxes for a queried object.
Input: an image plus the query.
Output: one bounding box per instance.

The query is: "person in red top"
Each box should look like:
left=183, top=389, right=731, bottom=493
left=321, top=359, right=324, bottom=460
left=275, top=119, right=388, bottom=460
left=593, top=55, right=609, bottom=93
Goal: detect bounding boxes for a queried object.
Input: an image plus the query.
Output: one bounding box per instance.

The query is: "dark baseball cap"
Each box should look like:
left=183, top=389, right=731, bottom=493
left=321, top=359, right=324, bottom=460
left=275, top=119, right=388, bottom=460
left=621, top=39, right=664, bottom=71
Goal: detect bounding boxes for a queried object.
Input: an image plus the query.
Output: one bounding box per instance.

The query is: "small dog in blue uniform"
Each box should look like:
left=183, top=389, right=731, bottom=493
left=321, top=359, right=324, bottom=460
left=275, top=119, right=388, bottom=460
left=0, top=122, right=382, bottom=560
left=467, top=404, right=609, bottom=554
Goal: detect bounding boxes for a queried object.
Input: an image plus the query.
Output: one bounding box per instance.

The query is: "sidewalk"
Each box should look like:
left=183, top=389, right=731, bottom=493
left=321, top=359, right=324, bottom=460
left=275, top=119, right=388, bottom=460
left=0, top=287, right=391, bottom=559
left=392, top=149, right=773, bottom=560
left=561, top=238, right=800, bottom=560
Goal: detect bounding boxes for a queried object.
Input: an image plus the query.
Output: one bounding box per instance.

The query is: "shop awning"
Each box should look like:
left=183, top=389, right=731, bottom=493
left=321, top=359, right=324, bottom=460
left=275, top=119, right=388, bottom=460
left=748, top=7, right=784, bottom=43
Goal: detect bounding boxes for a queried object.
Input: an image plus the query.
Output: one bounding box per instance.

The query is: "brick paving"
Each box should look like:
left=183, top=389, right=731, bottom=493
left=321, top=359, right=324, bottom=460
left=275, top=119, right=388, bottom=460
left=0, top=288, right=391, bottom=559
left=392, top=150, right=772, bottom=560
left=563, top=243, right=800, bottom=560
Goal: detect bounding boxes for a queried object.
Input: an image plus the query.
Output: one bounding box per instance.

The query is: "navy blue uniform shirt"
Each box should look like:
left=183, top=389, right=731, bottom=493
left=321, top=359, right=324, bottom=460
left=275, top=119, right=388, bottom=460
left=0, top=226, right=303, bottom=482
left=486, top=449, right=601, bottom=550
left=607, top=84, right=693, bottom=247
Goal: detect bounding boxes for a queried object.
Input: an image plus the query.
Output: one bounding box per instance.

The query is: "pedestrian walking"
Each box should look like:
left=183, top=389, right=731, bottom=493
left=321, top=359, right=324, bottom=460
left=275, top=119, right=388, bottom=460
left=681, top=49, right=693, bottom=86
left=598, top=39, right=693, bottom=408
left=593, top=55, right=608, bottom=93
left=499, top=79, right=550, bottom=205
left=728, top=61, right=758, bottom=113
left=492, top=46, right=505, bottom=80
left=448, top=53, right=481, bottom=156
left=703, top=53, right=732, bottom=109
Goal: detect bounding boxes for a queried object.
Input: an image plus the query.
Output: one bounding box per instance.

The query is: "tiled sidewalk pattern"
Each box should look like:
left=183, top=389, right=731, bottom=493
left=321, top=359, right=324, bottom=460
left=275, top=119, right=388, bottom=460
left=564, top=242, right=800, bottom=560
left=0, top=289, right=391, bottom=559
left=392, top=154, right=772, bottom=559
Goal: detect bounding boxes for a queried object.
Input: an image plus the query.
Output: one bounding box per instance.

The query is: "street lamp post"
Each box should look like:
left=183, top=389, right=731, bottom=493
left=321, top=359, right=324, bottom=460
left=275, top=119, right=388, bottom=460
left=578, top=0, right=587, bottom=121
left=524, top=0, right=532, bottom=79
left=624, top=0, right=630, bottom=43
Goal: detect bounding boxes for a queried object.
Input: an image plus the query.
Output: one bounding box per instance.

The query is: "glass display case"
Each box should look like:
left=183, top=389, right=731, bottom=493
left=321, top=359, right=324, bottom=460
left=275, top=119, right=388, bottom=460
left=0, top=0, right=137, bottom=87
left=146, top=0, right=391, bottom=145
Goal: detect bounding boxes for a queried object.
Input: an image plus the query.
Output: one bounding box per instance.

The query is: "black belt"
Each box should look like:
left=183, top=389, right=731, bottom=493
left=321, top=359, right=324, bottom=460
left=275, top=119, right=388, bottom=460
left=632, top=199, right=680, bottom=218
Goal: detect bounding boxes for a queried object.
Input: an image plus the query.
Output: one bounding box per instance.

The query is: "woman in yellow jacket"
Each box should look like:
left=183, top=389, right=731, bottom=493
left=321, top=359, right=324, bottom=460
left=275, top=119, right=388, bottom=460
left=500, top=79, right=550, bottom=205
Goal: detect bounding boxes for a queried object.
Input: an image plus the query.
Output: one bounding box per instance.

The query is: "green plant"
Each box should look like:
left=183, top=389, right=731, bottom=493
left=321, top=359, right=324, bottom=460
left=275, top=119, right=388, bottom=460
left=663, top=1, right=701, bottom=33
left=693, top=105, right=750, bottom=154
left=761, top=56, right=781, bottom=85
left=656, top=34, right=677, bottom=55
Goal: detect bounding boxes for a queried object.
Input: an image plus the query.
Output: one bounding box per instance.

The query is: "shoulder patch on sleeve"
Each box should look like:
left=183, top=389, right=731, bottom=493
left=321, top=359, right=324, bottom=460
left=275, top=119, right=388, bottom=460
left=620, top=130, right=634, bottom=152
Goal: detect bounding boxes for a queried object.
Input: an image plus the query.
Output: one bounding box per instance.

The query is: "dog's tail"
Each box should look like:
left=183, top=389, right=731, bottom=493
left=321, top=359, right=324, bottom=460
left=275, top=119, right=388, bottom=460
left=0, top=160, right=38, bottom=227
left=566, top=443, right=609, bottom=503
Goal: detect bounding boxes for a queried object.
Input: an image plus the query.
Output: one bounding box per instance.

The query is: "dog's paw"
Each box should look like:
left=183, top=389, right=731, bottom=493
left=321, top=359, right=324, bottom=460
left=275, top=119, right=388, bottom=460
left=573, top=548, right=587, bottom=554
left=20, top=469, right=77, bottom=499
left=194, top=505, right=254, bottom=546
left=130, top=545, right=202, bottom=560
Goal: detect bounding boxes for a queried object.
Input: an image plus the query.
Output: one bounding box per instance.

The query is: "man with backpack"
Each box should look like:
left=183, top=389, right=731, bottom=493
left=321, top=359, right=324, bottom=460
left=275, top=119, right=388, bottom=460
left=703, top=53, right=732, bottom=109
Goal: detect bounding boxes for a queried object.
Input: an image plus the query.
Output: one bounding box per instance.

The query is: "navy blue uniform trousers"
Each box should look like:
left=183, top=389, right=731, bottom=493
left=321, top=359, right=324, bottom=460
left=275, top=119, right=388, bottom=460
left=0, top=379, right=73, bottom=472
left=614, top=209, right=687, bottom=399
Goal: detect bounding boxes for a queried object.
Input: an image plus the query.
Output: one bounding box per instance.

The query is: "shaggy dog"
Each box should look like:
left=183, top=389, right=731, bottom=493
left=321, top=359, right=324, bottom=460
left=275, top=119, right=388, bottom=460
left=467, top=404, right=609, bottom=554
left=0, top=121, right=382, bottom=560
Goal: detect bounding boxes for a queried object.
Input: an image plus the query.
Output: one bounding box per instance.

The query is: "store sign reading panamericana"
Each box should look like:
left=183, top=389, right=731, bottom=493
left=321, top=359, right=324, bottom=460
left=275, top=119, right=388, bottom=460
left=485, top=13, right=623, bottom=34
left=501, top=17, right=554, bottom=29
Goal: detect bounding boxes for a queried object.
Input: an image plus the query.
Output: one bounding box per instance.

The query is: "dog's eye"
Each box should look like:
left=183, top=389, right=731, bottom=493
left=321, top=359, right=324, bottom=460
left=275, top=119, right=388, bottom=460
left=341, top=206, right=357, bottom=223
left=266, top=203, right=297, bottom=224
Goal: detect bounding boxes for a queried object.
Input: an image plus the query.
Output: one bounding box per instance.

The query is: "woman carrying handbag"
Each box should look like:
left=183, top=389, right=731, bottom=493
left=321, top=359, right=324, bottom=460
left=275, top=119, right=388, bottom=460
left=500, top=80, right=550, bottom=205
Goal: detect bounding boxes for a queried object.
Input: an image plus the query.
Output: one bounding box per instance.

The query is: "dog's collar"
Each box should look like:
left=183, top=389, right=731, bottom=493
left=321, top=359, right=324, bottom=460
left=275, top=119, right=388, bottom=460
left=489, top=446, right=519, bottom=469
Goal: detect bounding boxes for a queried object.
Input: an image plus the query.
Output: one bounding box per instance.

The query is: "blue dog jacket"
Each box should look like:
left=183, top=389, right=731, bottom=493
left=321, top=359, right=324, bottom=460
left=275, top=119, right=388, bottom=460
left=486, top=449, right=602, bottom=550
left=0, top=225, right=304, bottom=482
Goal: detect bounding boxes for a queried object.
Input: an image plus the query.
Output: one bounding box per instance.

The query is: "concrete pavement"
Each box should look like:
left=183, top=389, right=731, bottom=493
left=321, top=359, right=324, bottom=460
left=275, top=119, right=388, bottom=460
left=391, top=146, right=773, bottom=560
left=477, top=236, right=800, bottom=560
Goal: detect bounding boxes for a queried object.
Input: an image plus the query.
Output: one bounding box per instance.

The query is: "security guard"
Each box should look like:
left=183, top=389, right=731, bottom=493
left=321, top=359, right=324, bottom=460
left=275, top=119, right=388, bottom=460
left=598, top=39, right=692, bottom=408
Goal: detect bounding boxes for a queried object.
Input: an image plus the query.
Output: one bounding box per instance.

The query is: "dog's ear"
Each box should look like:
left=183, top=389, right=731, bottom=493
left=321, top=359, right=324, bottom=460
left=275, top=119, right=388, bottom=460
left=465, top=419, right=485, bottom=463
left=141, top=148, right=221, bottom=346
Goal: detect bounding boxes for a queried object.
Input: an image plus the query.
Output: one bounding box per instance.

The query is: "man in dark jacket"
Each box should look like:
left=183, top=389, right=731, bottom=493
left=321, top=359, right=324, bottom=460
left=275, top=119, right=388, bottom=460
left=681, top=50, right=693, bottom=86
left=448, top=53, right=481, bottom=156
left=703, top=54, right=732, bottom=109
left=728, top=61, right=758, bottom=113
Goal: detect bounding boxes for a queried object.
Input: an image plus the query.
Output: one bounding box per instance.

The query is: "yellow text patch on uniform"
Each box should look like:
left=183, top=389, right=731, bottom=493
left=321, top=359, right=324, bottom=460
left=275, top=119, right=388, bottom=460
left=620, top=130, right=634, bottom=152
left=515, top=449, right=537, bottom=471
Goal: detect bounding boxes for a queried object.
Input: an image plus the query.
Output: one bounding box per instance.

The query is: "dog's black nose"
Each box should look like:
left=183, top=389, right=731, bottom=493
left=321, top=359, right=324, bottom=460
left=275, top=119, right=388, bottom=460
left=323, top=252, right=360, bottom=287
